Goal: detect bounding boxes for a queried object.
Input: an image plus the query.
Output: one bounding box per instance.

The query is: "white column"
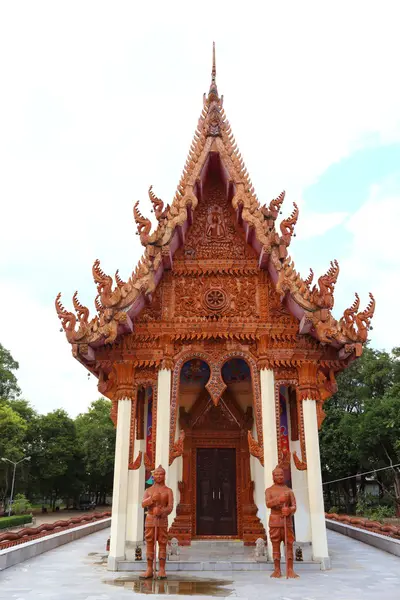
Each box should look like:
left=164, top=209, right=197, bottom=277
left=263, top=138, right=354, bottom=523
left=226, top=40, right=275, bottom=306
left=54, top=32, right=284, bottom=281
left=126, top=394, right=148, bottom=546
left=155, top=368, right=172, bottom=479
left=250, top=420, right=267, bottom=530
left=168, top=414, right=182, bottom=527
left=108, top=398, right=131, bottom=570
left=260, top=368, right=278, bottom=559
left=285, top=387, right=311, bottom=544
left=289, top=439, right=312, bottom=543
left=168, top=455, right=182, bottom=527
left=303, top=398, right=330, bottom=569
left=126, top=444, right=146, bottom=545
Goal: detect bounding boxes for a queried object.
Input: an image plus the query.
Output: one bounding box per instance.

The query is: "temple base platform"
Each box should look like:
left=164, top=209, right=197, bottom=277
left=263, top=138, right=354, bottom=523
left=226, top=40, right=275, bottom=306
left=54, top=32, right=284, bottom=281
left=116, top=540, right=324, bottom=572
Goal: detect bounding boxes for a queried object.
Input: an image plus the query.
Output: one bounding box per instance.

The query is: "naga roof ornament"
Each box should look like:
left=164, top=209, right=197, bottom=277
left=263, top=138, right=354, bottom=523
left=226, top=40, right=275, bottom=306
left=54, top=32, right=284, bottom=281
left=148, top=186, right=169, bottom=221
left=56, top=43, right=375, bottom=360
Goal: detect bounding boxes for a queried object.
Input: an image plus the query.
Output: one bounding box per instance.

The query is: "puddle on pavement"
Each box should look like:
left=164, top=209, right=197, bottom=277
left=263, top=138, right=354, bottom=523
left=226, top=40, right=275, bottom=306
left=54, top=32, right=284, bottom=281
left=103, top=577, right=234, bottom=596
left=84, top=552, right=108, bottom=566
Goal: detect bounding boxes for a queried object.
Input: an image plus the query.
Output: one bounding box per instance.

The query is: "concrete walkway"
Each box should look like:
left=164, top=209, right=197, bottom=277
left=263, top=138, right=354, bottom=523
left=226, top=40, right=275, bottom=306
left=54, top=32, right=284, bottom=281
left=0, top=527, right=399, bottom=600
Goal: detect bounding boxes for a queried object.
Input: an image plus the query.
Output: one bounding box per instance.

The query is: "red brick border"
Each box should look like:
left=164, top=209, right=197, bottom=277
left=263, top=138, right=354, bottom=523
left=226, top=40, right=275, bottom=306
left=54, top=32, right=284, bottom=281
left=326, top=513, right=400, bottom=540
left=0, top=512, right=111, bottom=550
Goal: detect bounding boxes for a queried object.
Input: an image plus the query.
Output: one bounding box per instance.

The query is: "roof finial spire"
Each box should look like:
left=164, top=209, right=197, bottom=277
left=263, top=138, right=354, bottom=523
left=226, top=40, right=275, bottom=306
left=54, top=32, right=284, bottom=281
left=208, top=41, right=219, bottom=102
left=212, top=41, right=216, bottom=83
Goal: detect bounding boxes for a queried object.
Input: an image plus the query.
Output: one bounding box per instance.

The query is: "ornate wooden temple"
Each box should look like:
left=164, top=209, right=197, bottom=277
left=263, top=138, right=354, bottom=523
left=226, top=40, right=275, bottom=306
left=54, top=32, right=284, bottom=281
left=56, top=45, right=374, bottom=570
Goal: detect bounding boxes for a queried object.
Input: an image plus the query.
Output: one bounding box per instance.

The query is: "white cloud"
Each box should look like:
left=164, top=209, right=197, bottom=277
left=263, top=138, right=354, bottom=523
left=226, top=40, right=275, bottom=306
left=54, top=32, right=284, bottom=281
left=294, top=211, right=348, bottom=241
left=1, top=0, right=400, bottom=413
left=335, top=178, right=400, bottom=350
left=0, top=283, right=100, bottom=416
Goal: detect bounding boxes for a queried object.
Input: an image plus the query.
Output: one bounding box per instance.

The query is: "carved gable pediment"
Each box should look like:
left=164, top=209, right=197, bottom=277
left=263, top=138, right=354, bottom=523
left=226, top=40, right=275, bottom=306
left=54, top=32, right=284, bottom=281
left=174, top=167, right=257, bottom=268
left=180, top=387, right=253, bottom=433
left=194, top=398, right=239, bottom=431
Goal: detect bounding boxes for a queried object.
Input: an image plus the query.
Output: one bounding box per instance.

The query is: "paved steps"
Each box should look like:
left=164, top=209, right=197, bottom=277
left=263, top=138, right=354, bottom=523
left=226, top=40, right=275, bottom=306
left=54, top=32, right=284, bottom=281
left=120, top=538, right=321, bottom=571
left=117, top=559, right=321, bottom=572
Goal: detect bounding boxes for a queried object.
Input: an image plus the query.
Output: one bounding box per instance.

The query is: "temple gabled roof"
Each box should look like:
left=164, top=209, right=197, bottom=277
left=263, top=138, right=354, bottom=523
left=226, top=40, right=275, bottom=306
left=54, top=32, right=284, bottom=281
left=56, top=44, right=375, bottom=366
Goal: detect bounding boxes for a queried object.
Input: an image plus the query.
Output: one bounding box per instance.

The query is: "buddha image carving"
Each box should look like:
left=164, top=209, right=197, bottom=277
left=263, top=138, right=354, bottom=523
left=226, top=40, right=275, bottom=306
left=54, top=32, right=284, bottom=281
left=206, top=205, right=226, bottom=240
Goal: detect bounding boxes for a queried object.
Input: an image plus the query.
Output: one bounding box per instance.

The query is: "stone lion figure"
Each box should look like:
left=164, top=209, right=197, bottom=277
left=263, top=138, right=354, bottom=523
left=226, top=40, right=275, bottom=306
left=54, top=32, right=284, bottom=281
left=254, top=537, right=267, bottom=559
left=168, top=537, right=179, bottom=560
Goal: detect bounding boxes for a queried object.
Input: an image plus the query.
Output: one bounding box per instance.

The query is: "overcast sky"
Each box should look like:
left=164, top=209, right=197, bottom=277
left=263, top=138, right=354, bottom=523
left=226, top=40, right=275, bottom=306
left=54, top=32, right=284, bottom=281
left=1, top=1, right=399, bottom=416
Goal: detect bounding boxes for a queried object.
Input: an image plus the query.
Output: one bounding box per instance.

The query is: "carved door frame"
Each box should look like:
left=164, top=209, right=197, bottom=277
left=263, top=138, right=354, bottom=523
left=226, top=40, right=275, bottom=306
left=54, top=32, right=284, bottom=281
left=169, top=368, right=265, bottom=545
left=191, top=432, right=243, bottom=539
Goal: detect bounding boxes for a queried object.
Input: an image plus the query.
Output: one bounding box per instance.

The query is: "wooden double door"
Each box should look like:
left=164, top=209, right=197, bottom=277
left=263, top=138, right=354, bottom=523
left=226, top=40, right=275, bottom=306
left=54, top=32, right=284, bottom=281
left=196, top=448, right=237, bottom=536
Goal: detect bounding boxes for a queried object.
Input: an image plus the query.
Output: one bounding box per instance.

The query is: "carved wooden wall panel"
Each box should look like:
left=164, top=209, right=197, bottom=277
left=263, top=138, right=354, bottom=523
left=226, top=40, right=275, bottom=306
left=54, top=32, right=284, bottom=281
left=173, top=274, right=258, bottom=320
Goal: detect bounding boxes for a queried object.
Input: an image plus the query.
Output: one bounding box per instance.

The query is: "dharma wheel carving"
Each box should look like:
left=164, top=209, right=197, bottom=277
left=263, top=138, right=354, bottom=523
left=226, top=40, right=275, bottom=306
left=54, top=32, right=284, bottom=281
left=204, top=288, right=227, bottom=312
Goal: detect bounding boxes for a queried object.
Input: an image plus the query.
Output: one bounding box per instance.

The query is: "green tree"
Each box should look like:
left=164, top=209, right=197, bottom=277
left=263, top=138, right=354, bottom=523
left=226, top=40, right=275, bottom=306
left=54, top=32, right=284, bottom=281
left=0, top=398, right=40, bottom=500
left=0, top=343, right=21, bottom=400
left=75, top=398, right=115, bottom=504
left=30, top=409, right=84, bottom=509
left=0, top=404, right=27, bottom=508
left=320, top=346, right=400, bottom=515
left=5, top=398, right=37, bottom=423
left=0, top=404, right=27, bottom=460
left=358, top=347, right=398, bottom=399
left=12, top=493, right=32, bottom=515
left=320, top=408, right=361, bottom=512
left=359, top=393, right=400, bottom=514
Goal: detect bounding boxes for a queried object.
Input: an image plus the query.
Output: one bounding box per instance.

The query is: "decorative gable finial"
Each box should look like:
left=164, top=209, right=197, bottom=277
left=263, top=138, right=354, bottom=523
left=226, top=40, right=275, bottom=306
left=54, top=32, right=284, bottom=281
left=212, top=41, right=216, bottom=83
left=208, top=42, right=219, bottom=102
